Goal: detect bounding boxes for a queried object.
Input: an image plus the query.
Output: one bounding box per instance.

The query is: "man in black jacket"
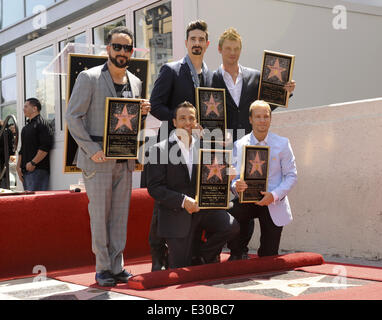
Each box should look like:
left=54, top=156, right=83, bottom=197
left=146, top=101, right=238, bottom=268
left=212, top=28, right=296, bottom=142
left=148, top=20, right=213, bottom=270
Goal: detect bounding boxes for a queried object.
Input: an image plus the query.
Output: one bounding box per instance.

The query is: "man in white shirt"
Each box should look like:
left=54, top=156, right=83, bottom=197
left=212, top=27, right=296, bottom=142
left=228, top=100, right=297, bottom=260
left=146, top=101, right=239, bottom=268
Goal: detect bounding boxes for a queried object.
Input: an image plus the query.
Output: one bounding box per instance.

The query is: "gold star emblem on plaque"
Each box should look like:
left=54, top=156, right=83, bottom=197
left=204, top=94, right=221, bottom=117
left=249, top=151, right=266, bottom=176
left=114, top=105, right=136, bottom=131
left=266, top=58, right=287, bottom=82
left=205, top=157, right=226, bottom=182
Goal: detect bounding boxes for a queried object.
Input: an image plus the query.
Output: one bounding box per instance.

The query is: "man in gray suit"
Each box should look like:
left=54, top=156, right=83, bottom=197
left=66, top=26, right=151, bottom=287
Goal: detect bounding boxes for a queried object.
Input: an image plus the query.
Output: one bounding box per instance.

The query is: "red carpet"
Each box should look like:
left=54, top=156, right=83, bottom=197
left=128, top=252, right=324, bottom=290
left=0, top=189, right=153, bottom=279
left=2, top=189, right=381, bottom=300
left=46, top=253, right=382, bottom=300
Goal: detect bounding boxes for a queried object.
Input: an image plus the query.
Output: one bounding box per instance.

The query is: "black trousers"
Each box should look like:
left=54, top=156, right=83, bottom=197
left=228, top=199, right=283, bottom=257
left=166, top=210, right=239, bottom=269
left=148, top=211, right=167, bottom=258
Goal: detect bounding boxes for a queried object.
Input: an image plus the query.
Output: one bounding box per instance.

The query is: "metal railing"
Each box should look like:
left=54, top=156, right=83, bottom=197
left=0, top=115, right=19, bottom=189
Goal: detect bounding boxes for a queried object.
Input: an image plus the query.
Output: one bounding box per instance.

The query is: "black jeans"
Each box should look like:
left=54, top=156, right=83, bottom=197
left=228, top=199, right=283, bottom=257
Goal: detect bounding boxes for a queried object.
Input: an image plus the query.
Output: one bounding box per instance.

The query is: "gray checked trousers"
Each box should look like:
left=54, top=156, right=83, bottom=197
left=83, top=162, right=132, bottom=274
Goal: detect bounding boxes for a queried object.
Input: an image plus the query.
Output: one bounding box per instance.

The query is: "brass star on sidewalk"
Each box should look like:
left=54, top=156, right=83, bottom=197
left=231, top=274, right=359, bottom=297
left=114, top=105, right=136, bottom=131
left=266, top=58, right=287, bottom=82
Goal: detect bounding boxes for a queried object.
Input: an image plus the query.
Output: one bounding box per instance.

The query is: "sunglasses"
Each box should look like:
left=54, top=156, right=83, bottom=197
left=111, top=43, right=133, bottom=52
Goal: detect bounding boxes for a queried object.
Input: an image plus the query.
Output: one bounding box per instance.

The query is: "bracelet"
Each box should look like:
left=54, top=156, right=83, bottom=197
left=30, top=160, right=37, bottom=166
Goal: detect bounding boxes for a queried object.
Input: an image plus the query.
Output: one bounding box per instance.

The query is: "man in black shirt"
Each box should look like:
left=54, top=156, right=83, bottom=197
left=16, top=98, right=53, bottom=191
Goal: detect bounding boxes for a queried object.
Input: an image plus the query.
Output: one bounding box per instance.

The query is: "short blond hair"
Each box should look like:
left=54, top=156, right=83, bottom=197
left=218, top=27, right=242, bottom=49
left=249, top=100, right=271, bottom=116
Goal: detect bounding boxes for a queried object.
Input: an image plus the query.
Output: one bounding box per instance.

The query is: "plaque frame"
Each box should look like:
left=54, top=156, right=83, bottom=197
left=239, top=145, right=270, bottom=203
left=64, top=53, right=149, bottom=173
left=196, top=149, right=232, bottom=209
left=195, top=87, right=227, bottom=144
left=103, top=97, right=142, bottom=159
left=258, top=50, right=295, bottom=109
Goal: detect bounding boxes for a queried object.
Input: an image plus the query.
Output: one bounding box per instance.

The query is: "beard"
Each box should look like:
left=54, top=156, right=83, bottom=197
left=109, top=55, right=129, bottom=68
left=191, top=46, right=202, bottom=55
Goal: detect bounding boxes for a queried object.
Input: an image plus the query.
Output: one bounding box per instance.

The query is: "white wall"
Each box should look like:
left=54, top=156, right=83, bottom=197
left=249, top=98, right=382, bottom=260
left=181, top=0, right=382, bottom=110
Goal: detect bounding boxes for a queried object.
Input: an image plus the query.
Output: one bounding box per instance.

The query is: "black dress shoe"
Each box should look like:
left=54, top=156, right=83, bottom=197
left=113, top=269, right=133, bottom=283
left=228, top=254, right=246, bottom=261
left=151, top=255, right=165, bottom=271
left=151, top=251, right=169, bottom=271
left=191, top=256, right=206, bottom=266
left=95, top=270, right=116, bottom=287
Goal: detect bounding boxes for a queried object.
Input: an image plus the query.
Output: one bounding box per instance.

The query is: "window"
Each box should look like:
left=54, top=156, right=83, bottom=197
left=0, top=51, right=17, bottom=120
left=1, top=0, right=24, bottom=29
left=24, top=46, right=55, bottom=130
left=134, top=0, right=172, bottom=94
left=92, top=16, right=126, bottom=54
left=0, top=0, right=59, bottom=30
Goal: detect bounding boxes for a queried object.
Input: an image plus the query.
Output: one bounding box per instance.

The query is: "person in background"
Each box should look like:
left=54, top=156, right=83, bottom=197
left=0, top=120, right=15, bottom=188
left=16, top=98, right=53, bottom=191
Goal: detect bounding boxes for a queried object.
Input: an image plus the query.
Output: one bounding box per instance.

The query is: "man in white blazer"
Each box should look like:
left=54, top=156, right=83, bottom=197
left=228, top=100, right=297, bottom=259
left=66, top=26, right=150, bottom=286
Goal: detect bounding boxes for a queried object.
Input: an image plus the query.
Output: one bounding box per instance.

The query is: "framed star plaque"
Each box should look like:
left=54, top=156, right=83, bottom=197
left=196, top=149, right=232, bottom=209
left=64, top=53, right=149, bottom=172
left=195, top=87, right=227, bottom=145
left=103, top=97, right=142, bottom=159
left=258, top=50, right=295, bottom=108
left=239, top=145, right=270, bottom=203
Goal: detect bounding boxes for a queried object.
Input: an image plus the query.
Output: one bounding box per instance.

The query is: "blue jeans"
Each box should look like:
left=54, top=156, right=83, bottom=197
left=23, top=169, right=50, bottom=191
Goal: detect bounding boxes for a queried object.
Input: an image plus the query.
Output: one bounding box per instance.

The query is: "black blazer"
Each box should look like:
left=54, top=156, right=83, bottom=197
left=211, top=66, right=260, bottom=142
left=146, top=138, right=200, bottom=238
left=150, top=58, right=213, bottom=133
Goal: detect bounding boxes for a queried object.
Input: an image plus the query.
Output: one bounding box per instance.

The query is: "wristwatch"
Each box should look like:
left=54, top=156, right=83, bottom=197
left=30, top=160, right=37, bottom=166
